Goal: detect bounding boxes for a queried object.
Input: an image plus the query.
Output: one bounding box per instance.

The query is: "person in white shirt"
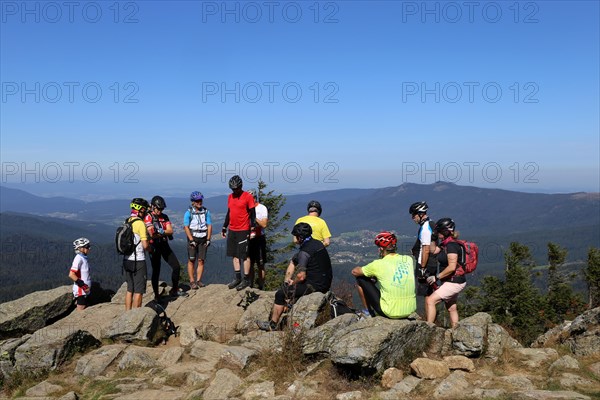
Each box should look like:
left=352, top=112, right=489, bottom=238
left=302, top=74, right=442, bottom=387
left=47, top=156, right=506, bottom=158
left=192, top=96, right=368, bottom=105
left=69, top=237, right=92, bottom=311
left=248, top=189, right=268, bottom=290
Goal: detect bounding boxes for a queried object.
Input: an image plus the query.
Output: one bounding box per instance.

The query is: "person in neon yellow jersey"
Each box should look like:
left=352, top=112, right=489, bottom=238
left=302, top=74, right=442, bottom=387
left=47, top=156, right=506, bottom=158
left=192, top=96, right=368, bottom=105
left=352, top=231, right=416, bottom=318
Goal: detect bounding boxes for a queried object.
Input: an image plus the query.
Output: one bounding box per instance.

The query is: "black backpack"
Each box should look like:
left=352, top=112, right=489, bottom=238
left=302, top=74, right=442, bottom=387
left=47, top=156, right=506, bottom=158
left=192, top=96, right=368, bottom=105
left=115, top=217, right=140, bottom=255
left=329, top=295, right=356, bottom=319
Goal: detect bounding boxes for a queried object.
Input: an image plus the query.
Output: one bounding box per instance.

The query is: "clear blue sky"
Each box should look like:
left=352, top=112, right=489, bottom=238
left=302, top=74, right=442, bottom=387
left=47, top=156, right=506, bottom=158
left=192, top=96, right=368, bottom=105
left=1, top=1, right=599, bottom=199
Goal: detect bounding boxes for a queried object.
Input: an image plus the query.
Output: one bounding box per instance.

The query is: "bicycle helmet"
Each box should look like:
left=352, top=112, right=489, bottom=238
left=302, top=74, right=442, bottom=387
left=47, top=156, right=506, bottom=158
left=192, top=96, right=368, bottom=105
left=229, top=175, right=243, bottom=190
left=291, top=222, right=313, bottom=241
left=130, top=198, right=149, bottom=211
left=307, top=200, right=322, bottom=216
left=374, top=231, right=397, bottom=248
left=435, top=218, right=456, bottom=233
left=190, top=191, right=204, bottom=202
left=409, top=201, right=428, bottom=215
left=151, top=195, right=166, bottom=209
left=73, top=237, right=90, bottom=250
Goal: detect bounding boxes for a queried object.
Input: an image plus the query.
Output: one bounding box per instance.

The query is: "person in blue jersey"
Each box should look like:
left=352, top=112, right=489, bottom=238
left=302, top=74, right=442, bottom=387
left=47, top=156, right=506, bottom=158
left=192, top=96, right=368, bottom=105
left=184, top=191, right=212, bottom=289
left=409, top=201, right=438, bottom=319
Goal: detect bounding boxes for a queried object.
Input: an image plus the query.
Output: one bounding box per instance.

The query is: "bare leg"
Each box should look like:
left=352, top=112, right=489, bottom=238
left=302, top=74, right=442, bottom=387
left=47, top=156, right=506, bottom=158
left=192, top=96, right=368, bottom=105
left=125, top=291, right=133, bottom=311
left=133, top=293, right=143, bottom=308
left=447, top=301, right=459, bottom=328
left=243, top=257, right=251, bottom=275
left=426, top=292, right=442, bottom=324
left=270, top=304, right=286, bottom=324
left=197, top=260, right=205, bottom=283
left=355, top=283, right=369, bottom=310
left=187, top=260, right=196, bottom=284
left=232, top=257, right=241, bottom=272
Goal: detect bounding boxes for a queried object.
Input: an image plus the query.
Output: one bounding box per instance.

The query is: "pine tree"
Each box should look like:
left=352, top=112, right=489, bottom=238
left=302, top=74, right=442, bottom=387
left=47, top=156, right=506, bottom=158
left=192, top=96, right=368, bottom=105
left=253, top=180, right=292, bottom=290
left=583, top=247, right=600, bottom=309
left=546, top=242, right=584, bottom=322
left=502, top=242, right=546, bottom=345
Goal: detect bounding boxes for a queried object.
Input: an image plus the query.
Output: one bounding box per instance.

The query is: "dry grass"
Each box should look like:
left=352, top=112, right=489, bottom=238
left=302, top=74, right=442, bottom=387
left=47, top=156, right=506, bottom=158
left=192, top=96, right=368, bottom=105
left=0, top=368, right=49, bottom=397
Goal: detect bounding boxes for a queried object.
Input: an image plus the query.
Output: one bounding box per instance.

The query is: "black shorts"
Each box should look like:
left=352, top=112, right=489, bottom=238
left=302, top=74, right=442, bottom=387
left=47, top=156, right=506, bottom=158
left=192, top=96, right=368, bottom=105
left=227, top=230, right=249, bottom=259
left=249, top=235, right=267, bottom=266
left=188, top=237, right=208, bottom=261
left=75, top=295, right=88, bottom=306
left=123, top=260, right=147, bottom=294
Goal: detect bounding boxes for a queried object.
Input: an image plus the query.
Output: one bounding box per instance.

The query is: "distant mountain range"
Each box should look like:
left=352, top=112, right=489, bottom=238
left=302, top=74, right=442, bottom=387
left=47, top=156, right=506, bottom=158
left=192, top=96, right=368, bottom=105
left=2, top=182, right=599, bottom=237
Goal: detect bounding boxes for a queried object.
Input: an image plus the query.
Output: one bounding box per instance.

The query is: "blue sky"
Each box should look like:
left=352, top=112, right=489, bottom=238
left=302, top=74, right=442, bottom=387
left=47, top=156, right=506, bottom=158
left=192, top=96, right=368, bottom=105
left=1, top=1, right=599, bottom=199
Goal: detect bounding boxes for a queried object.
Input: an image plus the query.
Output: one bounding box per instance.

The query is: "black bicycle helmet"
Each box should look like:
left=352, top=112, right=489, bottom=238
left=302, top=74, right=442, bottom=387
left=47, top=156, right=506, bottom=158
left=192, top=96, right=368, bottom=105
left=307, top=200, right=322, bottom=216
left=435, top=218, right=455, bottom=233
left=292, top=222, right=313, bottom=241
left=229, top=175, right=243, bottom=190
left=409, top=201, right=428, bottom=215
left=151, top=195, right=166, bottom=209
left=130, top=198, right=149, bottom=211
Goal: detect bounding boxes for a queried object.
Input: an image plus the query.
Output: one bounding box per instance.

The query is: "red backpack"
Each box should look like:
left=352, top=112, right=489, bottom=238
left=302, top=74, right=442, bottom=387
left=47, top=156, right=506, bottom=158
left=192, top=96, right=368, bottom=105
left=443, top=238, right=479, bottom=274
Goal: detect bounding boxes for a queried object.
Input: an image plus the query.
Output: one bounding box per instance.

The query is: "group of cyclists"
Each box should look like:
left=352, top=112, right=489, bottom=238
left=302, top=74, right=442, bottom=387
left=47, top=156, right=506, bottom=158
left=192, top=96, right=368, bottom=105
left=69, top=176, right=467, bottom=328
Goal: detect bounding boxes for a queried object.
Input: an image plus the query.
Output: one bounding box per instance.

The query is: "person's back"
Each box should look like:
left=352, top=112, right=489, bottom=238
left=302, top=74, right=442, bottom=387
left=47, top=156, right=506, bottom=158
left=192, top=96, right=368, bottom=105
left=362, top=253, right=416, bottom=318
left=296, top=237, right=332, bottom=292
left=295, top=215, right=330, bottom=242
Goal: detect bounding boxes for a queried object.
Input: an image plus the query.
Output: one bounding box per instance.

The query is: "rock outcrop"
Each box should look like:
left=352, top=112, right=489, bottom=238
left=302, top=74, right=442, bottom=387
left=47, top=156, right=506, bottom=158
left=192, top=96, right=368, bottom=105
left=1, top=285, right=599, bottom=400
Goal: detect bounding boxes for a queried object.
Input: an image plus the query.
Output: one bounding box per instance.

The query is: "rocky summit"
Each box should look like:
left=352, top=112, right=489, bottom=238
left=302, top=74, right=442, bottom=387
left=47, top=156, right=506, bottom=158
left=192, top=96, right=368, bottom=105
left=0, top=283, right=599, bottom=399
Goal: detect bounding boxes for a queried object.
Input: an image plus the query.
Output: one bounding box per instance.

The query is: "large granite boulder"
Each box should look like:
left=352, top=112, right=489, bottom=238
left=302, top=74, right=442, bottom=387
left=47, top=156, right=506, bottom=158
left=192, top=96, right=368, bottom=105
left=13, top=329, right=100, bottom=371
left=0, top=286, right=73, bottom=339
left=105, top=307, right=163, bottom=343
left=532, top=307, right=600, bottom=356
left=328, top=317, right=436, bottom=374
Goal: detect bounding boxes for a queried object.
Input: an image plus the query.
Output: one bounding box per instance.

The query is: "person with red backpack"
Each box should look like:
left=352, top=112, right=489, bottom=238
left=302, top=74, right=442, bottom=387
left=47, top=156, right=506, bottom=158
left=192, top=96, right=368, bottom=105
left=426, top=218, right=467, bottom=328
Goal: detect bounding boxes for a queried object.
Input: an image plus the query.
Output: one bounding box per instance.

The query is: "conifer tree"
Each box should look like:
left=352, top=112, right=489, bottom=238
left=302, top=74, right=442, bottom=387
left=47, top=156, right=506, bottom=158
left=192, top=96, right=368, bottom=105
left=584, top=247, right=600, bottom=309
left=253, top=180, right=292, bottom=289
left=546, top=242, right=584, bottom=322
left=502, top=242, right=545, bottom=345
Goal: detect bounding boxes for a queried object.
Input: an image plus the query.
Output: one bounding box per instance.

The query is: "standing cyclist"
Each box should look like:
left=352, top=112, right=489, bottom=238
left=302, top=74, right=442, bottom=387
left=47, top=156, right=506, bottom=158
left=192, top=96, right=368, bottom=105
left=123, top=198, right=150, bottom=310
left=146, top=195, right=184, bottom=299
left=68, top=237, right=92, bottom=311
left=409, top=201, right=438, bottom=320
left=184, top=191, right=212, bottom=289
left=221, top=175, right=256, bottom=291
left=248, top=189, right=268, bottom=289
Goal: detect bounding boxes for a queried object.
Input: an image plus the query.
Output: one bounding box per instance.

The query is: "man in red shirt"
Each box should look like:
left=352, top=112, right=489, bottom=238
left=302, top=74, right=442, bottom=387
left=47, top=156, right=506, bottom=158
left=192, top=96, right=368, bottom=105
left=221, top=175, right=256, bottom=290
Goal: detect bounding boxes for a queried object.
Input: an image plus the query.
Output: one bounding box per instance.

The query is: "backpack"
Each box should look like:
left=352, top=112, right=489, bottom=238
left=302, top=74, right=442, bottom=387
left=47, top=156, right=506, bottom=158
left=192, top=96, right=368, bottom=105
left=146, top=301, right=178, bottom=343
left=115, top=217, right=140, bottom=255
left=328, top=293, right=357, bottom=319
left=445, top=238, right=479, bottom=274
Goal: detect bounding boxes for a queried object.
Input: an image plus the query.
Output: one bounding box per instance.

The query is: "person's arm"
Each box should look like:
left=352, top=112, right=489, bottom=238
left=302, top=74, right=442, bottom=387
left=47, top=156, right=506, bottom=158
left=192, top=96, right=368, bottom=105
left=438, top=253, right=458, bottom=280
left=256, top=212, right=268, bottom=229
left=221, top=209, right=230, bottom=238
left=284, top=259, right=296, bottom=286
left=163, top=221, right=173, bottom=236
left=249, top=207, right=256, bottom=229
left=421, top=245, right=430, bottom=267
left=351, top=266, right=364, bottom=277
left=323, top=237, right=330, bottom=247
